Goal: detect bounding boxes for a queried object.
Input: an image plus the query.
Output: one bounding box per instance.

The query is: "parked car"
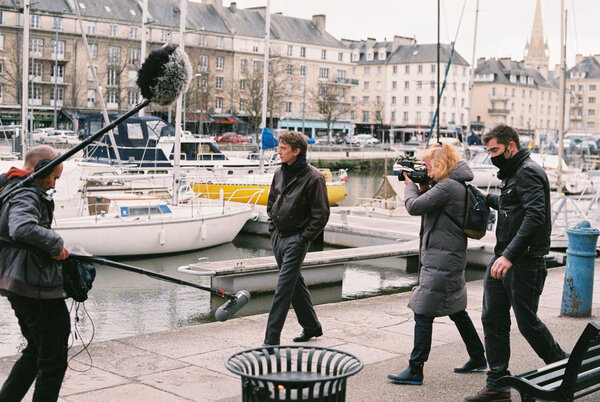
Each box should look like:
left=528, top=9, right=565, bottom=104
left=41, top=130, right=79, bottom=145
left=315, top=136, right=329, bottom=144
left=31, top=127, right=54, bottom=143
left=346, top=134, right=380, bottom=146
left=214, top=132, right=251, bottom=144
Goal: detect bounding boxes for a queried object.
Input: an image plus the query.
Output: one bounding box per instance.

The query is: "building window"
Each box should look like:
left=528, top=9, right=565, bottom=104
left=392, top=66, right=397, bottom=74
left=107, top=90, right=118, bottom=104
left=53, top=17, right=62, bottom=30
left=198, top=55, right=208, bottom=72
left=300, top=65, right=306, bottom=77
left=319, top=67, right=329, bottom=79
left=286, top=45, right=293, bottom=56
left=391, top=96, right=396, bottom=105
left=87, top=89, right=96, bottom=107
left=300, top=47, right=306, bottom=58
left=405, top=65, right=410, bottom=73
left=392, top=81, right=397, bottom=89
left=216, top=57, right=224, bottom=70
left=28, top=85, right=42, bottom=100
left=31, top=14, right=40, bottom=28
left=0, top=35, right=3, bottom=50
left=417, top=96, right=422, bottom=105
left=431, top=64, right=436, bottom=73
left=0, top=60, right=3, bottom=75
left=590, top=85, right=597, bottom=92
left=416, top=81, right=422, bottom=90
left=404, top=96, right=409, bottom=105
left=239, top=99, right=246, bottom=112
left=216, top=77, right=223, bottom=89
left=588, top=109, right=596, bottom=117
left=339, top=52, right=343, bottom=62
left=430, top=96, right=435, bottom=104
left=364, top=81, right=370, bottom=90
left=87, top=22, right=96, bottom=35
left=240, top=58, right=247, bottom=71
left=50, top=64, right=64, bottom=80
left=108, top=46, right=120, bottom=64
left=364, top=66, right=370, bottom=75
left=418, top=65, right=423, bottom=73
left=403, top=111, right=408, bottom=121
left=337, top=69, right=345, bottom=81
left=362, top=96, right=369, bottom=105
left=416, top=111, right=421, bottom=123
left=377, top=66, right=382, bottom=75
left=404, top=81, right=409, bottom=89
left=362, top=111, right=369, bottom=122
left=215, top=97, right=223, bottom=110
left=321, top=50, right=326, bottom=60
left=29, top=62, right=42, bottom=78
left=0, top=11, right=3, bottom=25
left=253, top=60, right=260, bottom=72
left=129, top=48, right=140, bottom=65
left=128, top=91, right=139, bottom=106
left=286, top=64, right=293, bottom=75
left=286, top=101, right=292, bottom=113
left=107, top=68, right=118, bottom=86
left=587, top=122, right=595, bottom=129
left=30, top=38, right=43, bottom=57
left=130, top=26, right=138, bottom=39
left=240, top=79, right=246, bottom=90
left=50, top=87, right=64, bottom=101
left=88, top=43, right=97, bottom=58
left=161, top=30, right=169, bottom=42
left=216, top=36, right=223, bottom=48
left=589, top=97, right=596, bottom=104
left=109, top=24, right=117, bottom=37
left=51, top=40, right=65, bottom=58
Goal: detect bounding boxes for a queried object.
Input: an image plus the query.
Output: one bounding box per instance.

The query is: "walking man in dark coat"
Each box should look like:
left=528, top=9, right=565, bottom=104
left=0, top=145, right=71, bottom=401
left=465, top=125, right=567, bottom=402
left=263, top=131, right=330, bottom=346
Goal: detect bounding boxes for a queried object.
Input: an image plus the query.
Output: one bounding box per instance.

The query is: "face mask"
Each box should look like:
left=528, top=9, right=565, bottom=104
left=490, top=147, right=511, bottom=170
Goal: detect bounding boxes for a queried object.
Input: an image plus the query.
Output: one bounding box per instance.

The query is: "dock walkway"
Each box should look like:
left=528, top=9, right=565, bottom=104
left=1, top=263, right=597, bottom=401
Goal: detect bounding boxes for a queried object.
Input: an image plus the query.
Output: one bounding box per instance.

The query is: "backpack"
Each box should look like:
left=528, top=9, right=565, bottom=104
left=441, top=182, right=491, bottom=240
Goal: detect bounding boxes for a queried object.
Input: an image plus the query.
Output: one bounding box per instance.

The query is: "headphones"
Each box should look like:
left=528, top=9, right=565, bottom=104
left=34, top=159, right=53, bottom=178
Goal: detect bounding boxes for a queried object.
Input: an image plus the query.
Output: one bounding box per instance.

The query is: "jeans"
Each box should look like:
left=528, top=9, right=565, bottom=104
left=264, top=230, right=320, bottom=345
left=0, top=295, right=70, bottom=402
left=482, top=255, right=566, bottom=390
left=410, top=310, right=485, bottom=366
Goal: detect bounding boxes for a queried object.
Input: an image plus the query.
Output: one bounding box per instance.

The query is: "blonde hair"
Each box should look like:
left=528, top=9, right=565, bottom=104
left=421, top=143, right=461, bottom=181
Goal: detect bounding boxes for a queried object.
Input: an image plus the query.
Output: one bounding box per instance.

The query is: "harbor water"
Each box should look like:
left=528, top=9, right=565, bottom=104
left=0, top=170, right=485, bottom=357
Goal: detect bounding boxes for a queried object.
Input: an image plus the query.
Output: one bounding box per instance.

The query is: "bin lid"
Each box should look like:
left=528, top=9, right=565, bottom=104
left=567, top=220, right=600, bottom=235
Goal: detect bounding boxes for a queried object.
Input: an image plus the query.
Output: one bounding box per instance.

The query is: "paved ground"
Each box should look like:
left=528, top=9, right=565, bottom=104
left=1, top=262, right=599, bottom=401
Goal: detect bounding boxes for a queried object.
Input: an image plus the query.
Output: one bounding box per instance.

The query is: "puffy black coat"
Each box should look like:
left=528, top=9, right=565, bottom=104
left=404, top=161, right=473, bottom=317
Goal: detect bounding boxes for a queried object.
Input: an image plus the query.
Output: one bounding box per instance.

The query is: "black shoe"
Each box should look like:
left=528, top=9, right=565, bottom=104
left=292, top=326, right=323, bottom=342
left=464, top=387, right=511, bottom=401
left=454, top=358, right=487, bottom=373
left=387, top=363, right=424, bottom=385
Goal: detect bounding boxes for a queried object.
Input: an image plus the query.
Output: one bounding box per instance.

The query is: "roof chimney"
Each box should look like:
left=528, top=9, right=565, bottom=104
left=230, top=2, right=237, bottom=12
left=312, top=14, right=326, bottom=34
left=499, top=57, right=512, bottom=69
left=575, top=53, right=584, bottom=65
left=477, top=57, right=486, bottom=68
left=203, top=0, right=223, bottom=8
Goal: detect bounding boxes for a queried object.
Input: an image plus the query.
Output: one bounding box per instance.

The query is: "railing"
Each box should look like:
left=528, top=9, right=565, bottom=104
left=551, top=193, right=600, bottom=235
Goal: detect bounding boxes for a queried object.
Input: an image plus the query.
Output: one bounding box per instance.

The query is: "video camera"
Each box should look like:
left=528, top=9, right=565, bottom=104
left=396, top=156, right=431, bottom=184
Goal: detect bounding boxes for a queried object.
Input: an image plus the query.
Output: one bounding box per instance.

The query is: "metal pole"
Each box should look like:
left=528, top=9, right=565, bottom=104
left=466, top=0, right=479, bottom=139
left=259, top=0, right=271, bottom=172
left=557, top=1, right=566, bottom=194
left=302, top=58, right=306, bottom=135
left=21, top=0, right=30, bottom=155
left=139, top=0, right=148, bottom=117
left=53, top=27, right=58, bottom=129
left=172, top=0, right=187, bottom=205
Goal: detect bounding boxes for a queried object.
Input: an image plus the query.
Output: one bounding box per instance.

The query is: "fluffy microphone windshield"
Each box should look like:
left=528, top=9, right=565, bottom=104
left=137, top=44, right=192, bottom=106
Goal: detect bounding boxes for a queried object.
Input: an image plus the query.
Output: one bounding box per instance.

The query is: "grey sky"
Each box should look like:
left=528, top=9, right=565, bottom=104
left=218, top=0, right=598, bottom=69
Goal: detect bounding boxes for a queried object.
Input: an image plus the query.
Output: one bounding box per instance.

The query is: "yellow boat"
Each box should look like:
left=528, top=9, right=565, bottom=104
left=190, top=169, right=347, bottom=206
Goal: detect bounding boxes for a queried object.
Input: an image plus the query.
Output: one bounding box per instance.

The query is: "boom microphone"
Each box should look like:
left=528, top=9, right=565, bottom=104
left=137, top=44, right=192, bottom=106
left=215, top=290, right=251, bottom=322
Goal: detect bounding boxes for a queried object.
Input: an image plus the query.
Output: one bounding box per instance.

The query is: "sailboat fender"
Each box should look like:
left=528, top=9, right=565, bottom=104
left=159, top=228, right=166, bottom=245
left=200, top=220, right=207, bottom=240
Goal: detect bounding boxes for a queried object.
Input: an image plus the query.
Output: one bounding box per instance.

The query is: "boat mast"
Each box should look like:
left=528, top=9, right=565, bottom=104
left=139, top=0, right=149, bottom=117
left=21, top=0, right=30, bottom=155
left=259, top=0, right=271, bottom=172
left=466, top=0, right=480, bottom=140
left=172, top=0, right=187, bottom=204
left=557, top=0, right=567, bottom=193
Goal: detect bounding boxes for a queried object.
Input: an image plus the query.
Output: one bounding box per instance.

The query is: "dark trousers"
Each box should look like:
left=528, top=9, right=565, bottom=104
left=264, top=231, right=320, bottom=345
left=409, top=310, right=485, bottom=366
left=0, top=295, right=70, bottom=402
left=482, top=255, right=566, bottom=390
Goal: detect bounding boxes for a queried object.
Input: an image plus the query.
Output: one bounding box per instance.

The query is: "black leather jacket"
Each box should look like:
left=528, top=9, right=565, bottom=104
left=486, top=157, right=551, bottom=262
left=267, top=164, right=330, bottom=243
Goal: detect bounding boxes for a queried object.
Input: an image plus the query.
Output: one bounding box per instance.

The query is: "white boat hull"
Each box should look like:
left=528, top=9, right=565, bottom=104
left=55, top=205, right=254, bottom=256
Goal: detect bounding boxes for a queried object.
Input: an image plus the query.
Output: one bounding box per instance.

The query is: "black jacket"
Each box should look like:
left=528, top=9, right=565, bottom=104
left=267, top=164, right=330, bottom=243
left=486, top=156, right=551, bottom=262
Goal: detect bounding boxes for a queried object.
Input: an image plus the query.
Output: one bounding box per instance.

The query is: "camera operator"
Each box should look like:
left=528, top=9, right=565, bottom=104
left=388, top=143, right=485, bottom=386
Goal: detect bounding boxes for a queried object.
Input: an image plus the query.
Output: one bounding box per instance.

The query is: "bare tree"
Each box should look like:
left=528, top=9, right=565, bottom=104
left=309, top=83, right=353, bottom=142
left=1, top=37, right=23, bottom=104
left=236, top=56, right=287, bottom=144
left=372, top=99, right=385, bottom=139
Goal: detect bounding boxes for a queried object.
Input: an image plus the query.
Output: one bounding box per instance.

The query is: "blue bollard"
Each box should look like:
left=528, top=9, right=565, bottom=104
left=561, top=220, right=599, bottom=317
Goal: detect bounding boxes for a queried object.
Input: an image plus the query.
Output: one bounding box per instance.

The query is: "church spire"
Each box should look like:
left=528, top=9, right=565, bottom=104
left=524, top=0, right=549, bottom=78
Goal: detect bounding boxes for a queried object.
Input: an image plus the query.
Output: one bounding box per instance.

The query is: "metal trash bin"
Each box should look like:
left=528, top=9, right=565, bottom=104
left=226, top=345, right=363, bottom=401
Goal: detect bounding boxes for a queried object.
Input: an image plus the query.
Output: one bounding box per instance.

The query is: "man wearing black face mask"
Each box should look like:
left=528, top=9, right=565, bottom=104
left=465, top=124, right=566, bottom=402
